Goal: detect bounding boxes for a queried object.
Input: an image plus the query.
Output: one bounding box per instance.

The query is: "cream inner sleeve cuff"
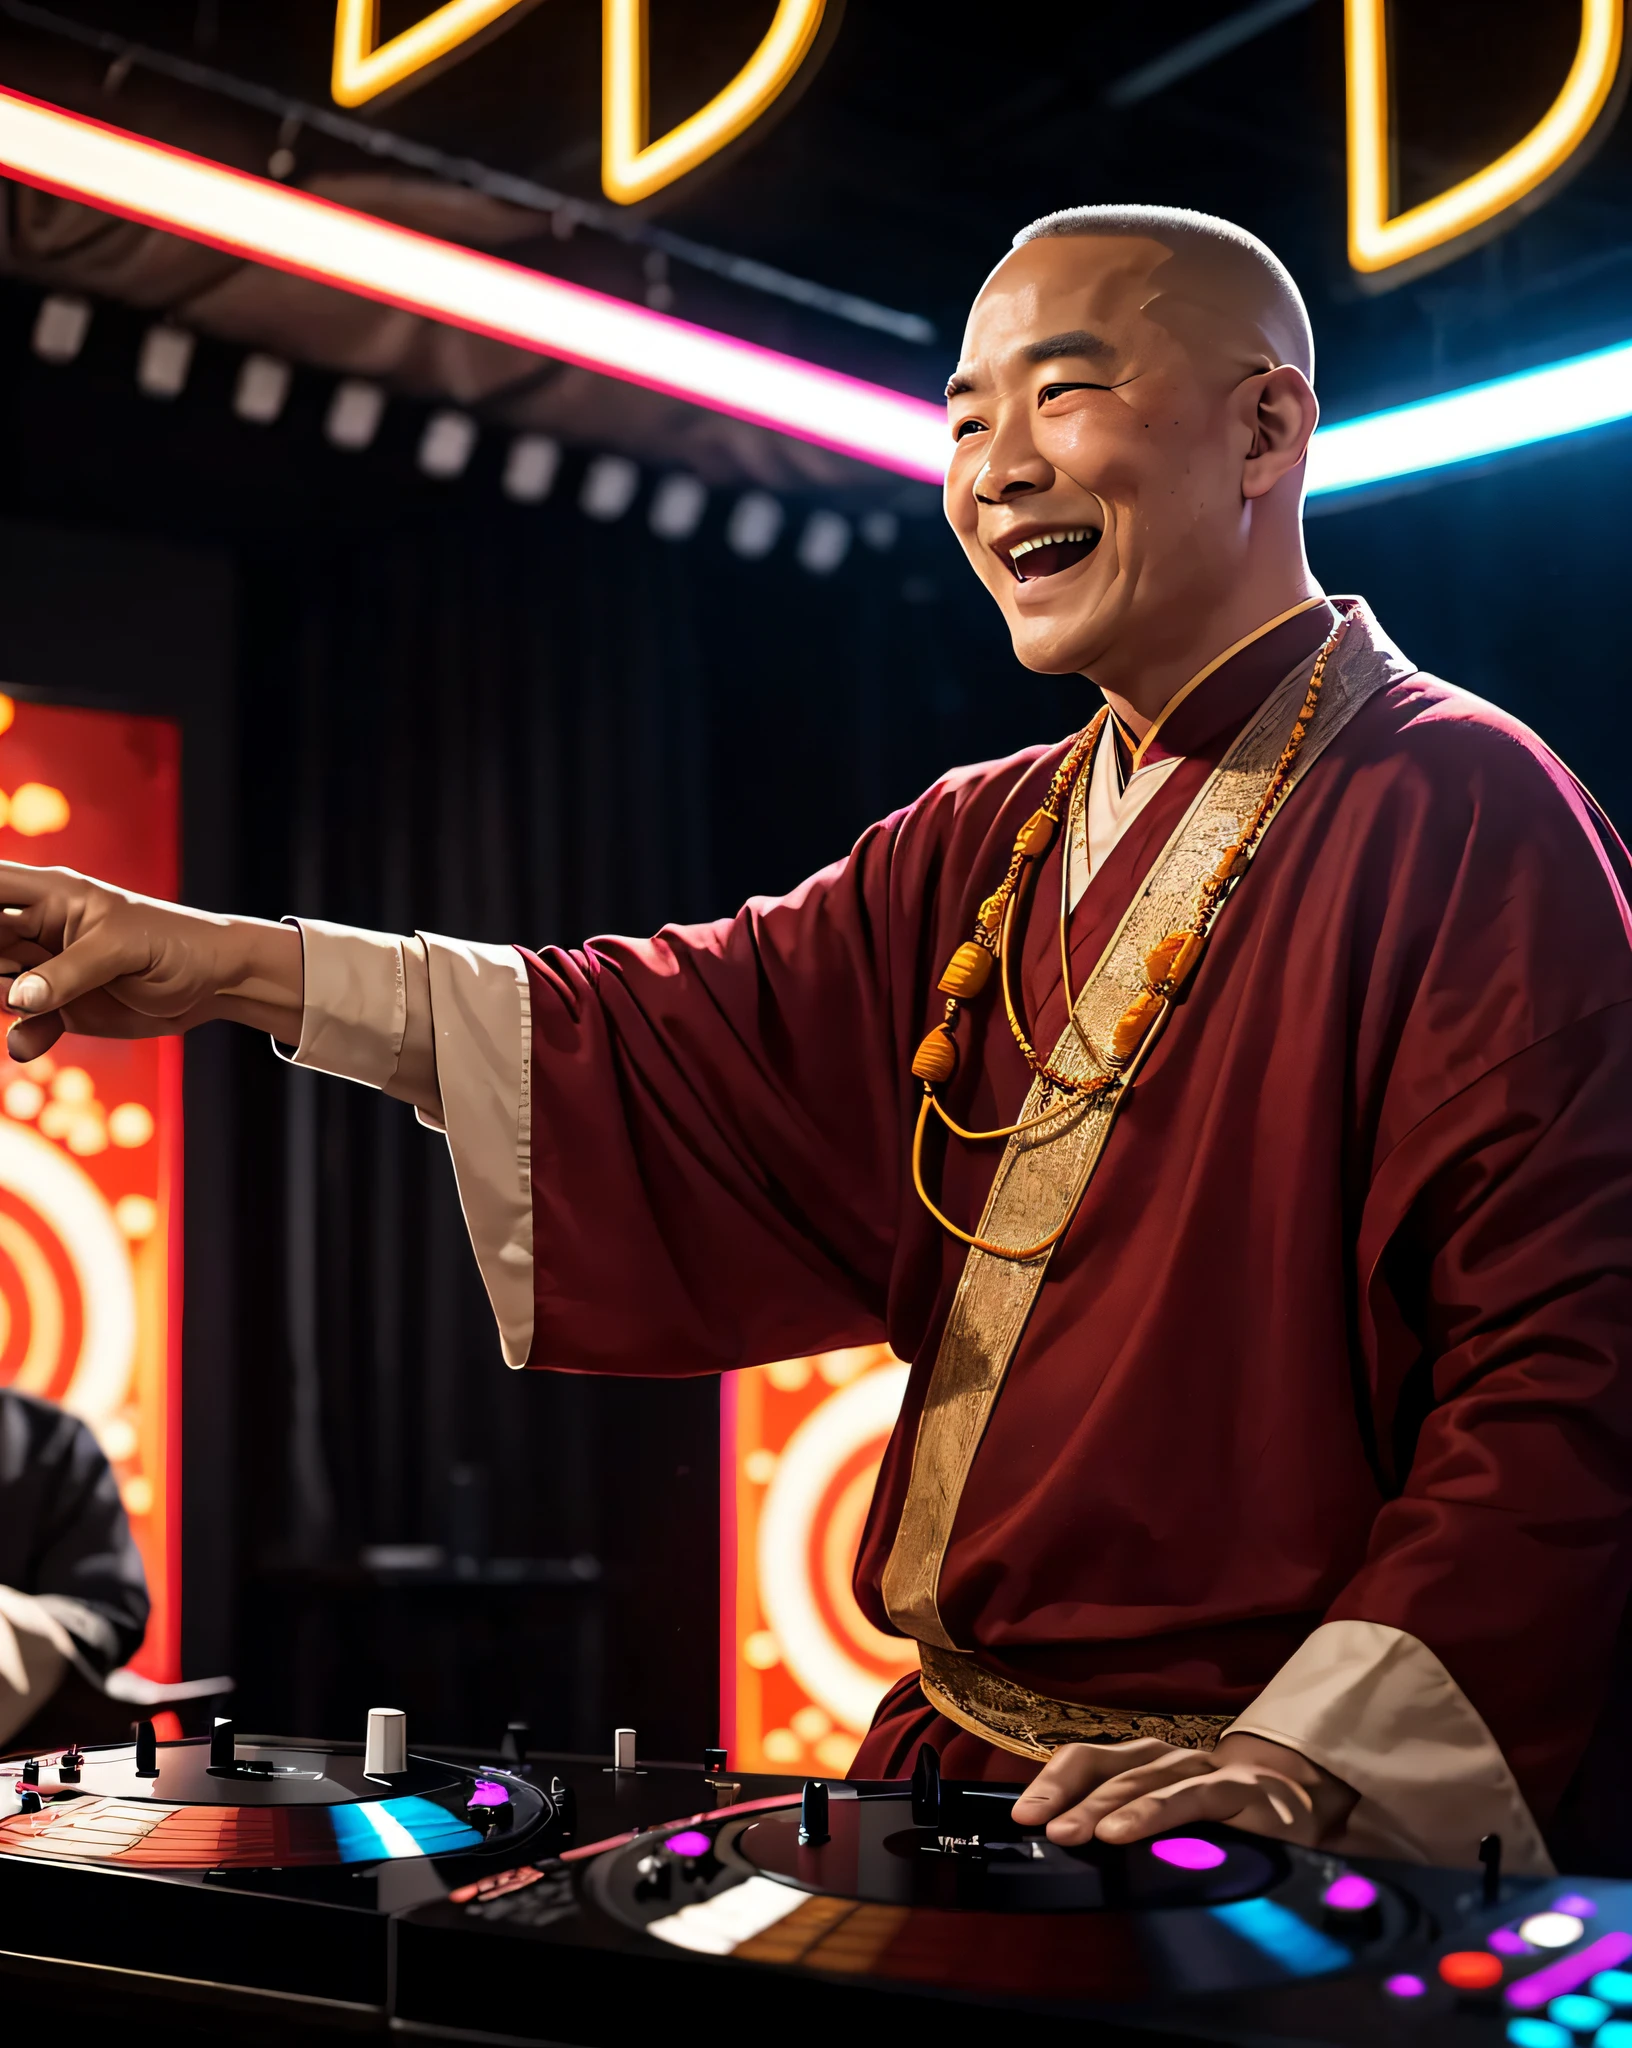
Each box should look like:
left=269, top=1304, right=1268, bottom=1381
left=1227, top=1618, right=1555, bottom=1874
left=281, top=918, right=535, bottom=1368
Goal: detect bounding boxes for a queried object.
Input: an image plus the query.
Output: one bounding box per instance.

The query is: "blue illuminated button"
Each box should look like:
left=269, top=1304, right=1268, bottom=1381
left=1596, top=1972, right=1632, bottom=2006
left=1598, top=2023, right=1632, bottom=2047
left=1504, top=2021, right=1570, bottom=2048
left=1547, top=1993, right=1609, bottom=2029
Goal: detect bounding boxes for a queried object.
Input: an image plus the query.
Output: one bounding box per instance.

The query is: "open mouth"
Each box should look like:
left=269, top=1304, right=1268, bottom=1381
left=1002, top=527, right=1101, bottom=583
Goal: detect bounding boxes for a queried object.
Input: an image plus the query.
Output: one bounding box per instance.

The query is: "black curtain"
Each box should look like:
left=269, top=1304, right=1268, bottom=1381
left=223, top=502, right=1077, bottom=1755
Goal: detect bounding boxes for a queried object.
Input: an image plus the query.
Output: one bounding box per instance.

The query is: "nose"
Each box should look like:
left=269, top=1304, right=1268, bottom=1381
left=972, top=417, right=1054, bottom=506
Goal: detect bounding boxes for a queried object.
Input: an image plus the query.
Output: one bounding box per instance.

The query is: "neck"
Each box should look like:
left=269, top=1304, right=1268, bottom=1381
left=1094, top=570, right=1325, bottom=738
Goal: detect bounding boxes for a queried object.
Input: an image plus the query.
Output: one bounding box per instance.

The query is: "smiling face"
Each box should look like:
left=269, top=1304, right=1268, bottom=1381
left=944, top=231, right=1314, bottom=691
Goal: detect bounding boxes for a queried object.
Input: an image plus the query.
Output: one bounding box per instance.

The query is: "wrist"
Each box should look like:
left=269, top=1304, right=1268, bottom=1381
left=212, top=917, right=304, bottom=1035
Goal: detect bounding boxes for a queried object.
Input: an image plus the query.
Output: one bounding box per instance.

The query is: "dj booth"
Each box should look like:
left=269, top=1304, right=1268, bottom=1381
left=0, top=1717, right=1619, bottom=2045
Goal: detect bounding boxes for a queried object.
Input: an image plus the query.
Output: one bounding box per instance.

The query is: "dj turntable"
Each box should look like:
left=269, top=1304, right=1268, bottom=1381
left=5, top=1721, right=1632, bottom=2048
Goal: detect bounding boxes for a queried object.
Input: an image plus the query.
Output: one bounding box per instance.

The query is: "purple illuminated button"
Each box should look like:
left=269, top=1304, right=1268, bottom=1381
left=1383, top=1974, right=1426, bottom=1999
left=1554, top=1895, right=1599, bottom=1918
left=1322, top=1874, right=1379, bottom=1912
left=1490, top=1928, right=1532, bottom=1955
left=1150, top=1836, right=1228, bottom=1871
left=665, top=1830, right=712, bottom=1859
left=468, top=1779, right=510, bottom=1808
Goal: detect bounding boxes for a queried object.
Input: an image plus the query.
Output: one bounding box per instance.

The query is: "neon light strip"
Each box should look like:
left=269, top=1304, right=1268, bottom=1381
left=1307, top=340, right=1632, bottom=497
left=0, top=84, right=1625, bottom=499
left=0, top=85, right=947, bottom=482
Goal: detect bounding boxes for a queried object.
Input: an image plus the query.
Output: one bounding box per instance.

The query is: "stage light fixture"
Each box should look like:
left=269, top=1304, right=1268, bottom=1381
left=501, top=433, right=560, bottom=503
left=859, top=511, right=899, bottom=553
left=579, top=454, right=640, bottom=521
left=727, top=492, right=784, bottom=560
left=418, top=408, right=478, bottom=479
left=1306, top=338, right=1632, bottom=502
left=136, top=325, right=194, bottom=400
left=796, top=510, right=851, bottom=576
left=648, top=472, right=707, bottom=541
left=0, top=88, right=945, bottom=482
left=31, top=292, right=90, bottom=364
left=233, top=353, right=291, bottom=425
left=325, top=378, right=386, bottom=451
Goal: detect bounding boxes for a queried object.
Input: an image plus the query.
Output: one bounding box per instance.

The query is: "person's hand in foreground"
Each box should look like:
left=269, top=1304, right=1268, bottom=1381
left=1012, top=1731, right=1358, bottom=1848
left=0, top=860, right=441, bottom=1117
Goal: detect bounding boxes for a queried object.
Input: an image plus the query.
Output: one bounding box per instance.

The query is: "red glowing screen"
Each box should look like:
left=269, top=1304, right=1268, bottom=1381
left=721, top=1345, right=914, bottom=1775
left=0, top=693, right=181, bottom=1681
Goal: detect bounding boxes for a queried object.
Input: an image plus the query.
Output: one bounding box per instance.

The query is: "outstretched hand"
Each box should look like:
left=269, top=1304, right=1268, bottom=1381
left=1011, top=1730, right=1357, bottom=1849
left=0, top=860, right=302, bottom=1061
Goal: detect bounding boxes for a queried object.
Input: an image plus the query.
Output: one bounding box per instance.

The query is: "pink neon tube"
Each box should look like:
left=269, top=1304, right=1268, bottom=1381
left=0, top=84, right=949, bottom=482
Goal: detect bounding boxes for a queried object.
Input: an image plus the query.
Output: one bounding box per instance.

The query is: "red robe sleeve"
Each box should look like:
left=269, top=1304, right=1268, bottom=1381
left=1336, top=1002, right=1632, bottom=1820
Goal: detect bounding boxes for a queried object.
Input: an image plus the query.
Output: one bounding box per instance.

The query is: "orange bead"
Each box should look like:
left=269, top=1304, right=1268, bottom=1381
left=1110, top=990, right=1163, bottom=1065
left=1014, top=808, right=1057, bottom=860
left=1143, top=929, right=1205, bottom=993
left=938, top=942, right=993, bottom=1000
left=911, top=1028, right=958, bottom=1085
left=978, top=892, right=1006, bottom=934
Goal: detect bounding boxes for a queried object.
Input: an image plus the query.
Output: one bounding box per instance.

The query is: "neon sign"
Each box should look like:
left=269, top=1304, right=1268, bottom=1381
left=331, top=0, right=828, bottom=208
left=331, top=0, right=540, bottom=110
left=1347, top=0, right=1628, bottom=287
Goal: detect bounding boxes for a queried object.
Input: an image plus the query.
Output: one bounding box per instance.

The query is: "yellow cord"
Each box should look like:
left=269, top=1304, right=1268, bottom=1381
left=1129, top=594, right=1329, bottom=772
left=911, top=1093, right=1098, bottom=1260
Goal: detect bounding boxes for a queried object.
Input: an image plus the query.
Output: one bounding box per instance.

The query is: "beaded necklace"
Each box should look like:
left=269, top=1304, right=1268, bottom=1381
left=910, top=610, right=1348, bottom=1259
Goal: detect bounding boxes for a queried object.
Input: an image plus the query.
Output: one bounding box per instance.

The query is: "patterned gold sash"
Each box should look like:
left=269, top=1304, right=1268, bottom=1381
left=917, top=1641, right=1233, bottom=1759
left=881, top=600, right=1411, bottom=1651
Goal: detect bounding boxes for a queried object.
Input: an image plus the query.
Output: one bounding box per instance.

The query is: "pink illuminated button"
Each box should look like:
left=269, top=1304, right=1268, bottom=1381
left=1150, top=1836, right=1228, bottom=1871
left=1383, top=1974, right=1427, bottom=1998
left=665, top=1830, right=712, bottom=1859
left=1323, top=1874, right=1379, bottom=1912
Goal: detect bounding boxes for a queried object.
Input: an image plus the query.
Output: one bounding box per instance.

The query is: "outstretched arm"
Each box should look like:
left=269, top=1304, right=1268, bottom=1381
left=0, top=861, right=441, bottom=1118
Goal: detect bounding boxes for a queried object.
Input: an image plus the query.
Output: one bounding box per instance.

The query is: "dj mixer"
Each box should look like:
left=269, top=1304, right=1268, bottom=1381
left=3, top=1716, right=1629, bottom=2046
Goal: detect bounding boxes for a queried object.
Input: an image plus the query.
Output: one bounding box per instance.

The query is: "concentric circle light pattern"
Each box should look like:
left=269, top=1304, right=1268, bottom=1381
left=0, top=696, right=181, bottom=1680
left=725, top=1347, right=916, bottom=1775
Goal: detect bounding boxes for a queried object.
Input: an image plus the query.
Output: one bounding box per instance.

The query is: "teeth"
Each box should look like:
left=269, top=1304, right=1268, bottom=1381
left=1008, top=528, right=1094, bottom=561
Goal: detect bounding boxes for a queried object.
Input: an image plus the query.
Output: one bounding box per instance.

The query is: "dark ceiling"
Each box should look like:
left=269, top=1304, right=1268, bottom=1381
left=0, top=1, right=1628, bottom=464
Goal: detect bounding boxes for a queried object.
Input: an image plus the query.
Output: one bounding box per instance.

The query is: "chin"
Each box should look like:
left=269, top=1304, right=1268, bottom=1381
left=1003, top=608, right=1113, bottom=678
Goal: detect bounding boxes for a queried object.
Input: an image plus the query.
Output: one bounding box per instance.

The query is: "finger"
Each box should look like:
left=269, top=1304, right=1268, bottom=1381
left=5, top=930, right=140, bottom=1017
left=0, top=863, right=58, bottom=911
left=0, top=943, right=51, bottom=975
left=1044, top=1752, right=1215, bottom=1844
left=1095, top=1768, right=1313, bottom=1846
left=1012, top=1740, right=1180, bottom=1823
left=7, top=1012, right=64, bottom=1062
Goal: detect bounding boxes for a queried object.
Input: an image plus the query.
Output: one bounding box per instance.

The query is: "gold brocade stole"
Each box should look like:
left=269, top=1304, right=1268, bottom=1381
left=880, top=600, right=1411, bottom=1651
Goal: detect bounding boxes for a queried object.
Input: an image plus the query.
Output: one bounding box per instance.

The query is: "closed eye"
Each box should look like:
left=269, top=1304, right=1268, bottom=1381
left=1038, top=381, right=1110, bottom=404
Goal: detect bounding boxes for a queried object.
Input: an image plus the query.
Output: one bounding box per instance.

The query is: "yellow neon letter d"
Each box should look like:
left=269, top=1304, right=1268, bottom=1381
left=332, top=0, right=538, bottom=110
left=1347, top=0, right=1628, bottom=286
left=603, top=0, right=828, bottom=206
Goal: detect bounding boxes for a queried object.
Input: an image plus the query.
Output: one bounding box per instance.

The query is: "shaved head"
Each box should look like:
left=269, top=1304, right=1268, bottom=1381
left=1012, top=205, right=1314, bottom=383
left=943, top=205, right=1323, bottom=700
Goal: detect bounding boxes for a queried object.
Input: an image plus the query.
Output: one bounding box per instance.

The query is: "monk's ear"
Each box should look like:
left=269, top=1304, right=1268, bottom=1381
left=1241, top=365, right=1318, bottom=501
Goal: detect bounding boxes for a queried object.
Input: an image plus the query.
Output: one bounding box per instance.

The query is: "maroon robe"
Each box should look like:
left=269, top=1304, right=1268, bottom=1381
left=519, top=599, right=1632, bottom=1859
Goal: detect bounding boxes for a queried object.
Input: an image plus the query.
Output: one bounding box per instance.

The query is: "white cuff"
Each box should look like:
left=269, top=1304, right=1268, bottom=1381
left=419, top=934, right=534, bottom=1370
left=0, top=1584, right=71, bottom=1748
left=279, top=917, right=406, bottom=1088
left=1227, top=1619, right=1554, bottom=1874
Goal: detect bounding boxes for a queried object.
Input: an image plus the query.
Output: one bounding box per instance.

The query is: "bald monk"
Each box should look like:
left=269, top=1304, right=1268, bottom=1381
left=4, top=205, right=1631, bottom=1877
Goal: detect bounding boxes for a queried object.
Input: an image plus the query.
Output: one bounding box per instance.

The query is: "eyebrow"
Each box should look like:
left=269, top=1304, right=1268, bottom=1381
left=945, top=329, right=1116, bottom=401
